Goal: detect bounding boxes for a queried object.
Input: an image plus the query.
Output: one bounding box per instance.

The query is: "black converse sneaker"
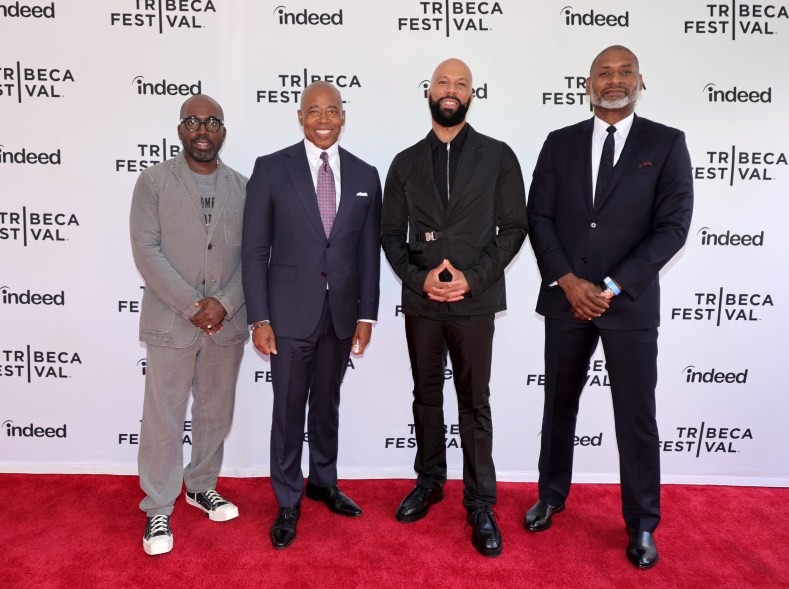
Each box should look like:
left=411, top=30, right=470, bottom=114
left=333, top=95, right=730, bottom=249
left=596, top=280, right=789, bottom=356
left=143, top=514, right=173, bottom=556
left=185, top=489, right=239, bottom=521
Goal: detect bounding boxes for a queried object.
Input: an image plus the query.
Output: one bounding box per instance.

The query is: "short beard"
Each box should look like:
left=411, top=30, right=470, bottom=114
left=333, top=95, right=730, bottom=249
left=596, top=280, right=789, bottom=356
left=182, top=138, right=221, bottom=163
left=428, top=95, right=470, bottom=127
left=591, top=86, right=641, bottom=110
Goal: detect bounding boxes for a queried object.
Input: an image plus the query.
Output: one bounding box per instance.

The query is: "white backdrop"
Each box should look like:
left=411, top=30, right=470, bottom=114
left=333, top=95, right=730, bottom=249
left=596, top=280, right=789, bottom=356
left=2, top=0, right=787, bottom=486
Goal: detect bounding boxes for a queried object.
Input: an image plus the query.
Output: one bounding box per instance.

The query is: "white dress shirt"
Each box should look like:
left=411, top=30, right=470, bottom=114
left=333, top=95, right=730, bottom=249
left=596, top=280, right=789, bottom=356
left=591, top=112, right=634, bottom=203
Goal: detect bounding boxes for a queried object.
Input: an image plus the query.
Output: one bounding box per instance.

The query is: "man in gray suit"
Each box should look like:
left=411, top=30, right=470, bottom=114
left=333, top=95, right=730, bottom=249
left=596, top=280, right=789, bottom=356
left=130, top=94, right=248, bottom=556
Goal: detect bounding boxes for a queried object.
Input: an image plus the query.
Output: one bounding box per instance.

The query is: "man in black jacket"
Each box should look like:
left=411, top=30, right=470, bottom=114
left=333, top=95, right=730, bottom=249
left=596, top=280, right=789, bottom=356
left=381, top=58, right=527, bottom=557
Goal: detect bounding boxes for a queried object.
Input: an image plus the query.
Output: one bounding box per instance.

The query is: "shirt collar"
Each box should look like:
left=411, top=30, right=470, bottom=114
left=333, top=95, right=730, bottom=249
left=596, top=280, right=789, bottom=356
left=303, top=138, right=340, bottom=166
left=593, top=112, right=635, bottom=142
left=428, top=122, right=470, bottom=151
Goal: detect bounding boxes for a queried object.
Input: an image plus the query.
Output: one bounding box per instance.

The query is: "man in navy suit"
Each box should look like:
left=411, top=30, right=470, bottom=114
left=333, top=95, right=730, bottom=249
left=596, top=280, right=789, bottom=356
left=525, top=46, right=693, bottom=569
left=242, top=81, right=381, bottom=549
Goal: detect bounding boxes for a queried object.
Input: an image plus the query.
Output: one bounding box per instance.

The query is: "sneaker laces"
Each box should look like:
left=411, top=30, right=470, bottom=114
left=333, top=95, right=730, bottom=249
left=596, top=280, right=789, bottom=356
left=148, top=515, right=170, bottom=537
left=203, top=489, right=228, bottom=508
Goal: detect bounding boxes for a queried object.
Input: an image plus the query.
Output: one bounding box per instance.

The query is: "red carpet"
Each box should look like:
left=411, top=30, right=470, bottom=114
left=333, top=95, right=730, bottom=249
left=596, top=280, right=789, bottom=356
left=1, top=475, right=787, bottom=589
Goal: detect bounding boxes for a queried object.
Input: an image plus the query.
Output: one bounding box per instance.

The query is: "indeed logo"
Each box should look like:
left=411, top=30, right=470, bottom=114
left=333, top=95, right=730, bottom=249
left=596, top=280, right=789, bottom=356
left=0, top=145, right=61, bottom=165
left=0, top=1, right=55, bottom=18
left=0, top=286, right=65, bottom=305
left=274, top=5, right=343, bottom=25
left=2, top=420, right=67, bottom=438
left=133, top=76, right=202, bottom=96
left=704, top=83, right=772, bottom=103
left=561, top=5, right=629, bottom=26
left=683, top=365, right=748, bottom=384
left=418, top=79, right=488, bottom=99
left=697, top=227, right=764, bottom=246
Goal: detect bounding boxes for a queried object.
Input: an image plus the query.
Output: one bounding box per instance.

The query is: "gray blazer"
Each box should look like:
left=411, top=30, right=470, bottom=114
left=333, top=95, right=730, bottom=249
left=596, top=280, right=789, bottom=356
left=130, top=152, right=249, bottom=348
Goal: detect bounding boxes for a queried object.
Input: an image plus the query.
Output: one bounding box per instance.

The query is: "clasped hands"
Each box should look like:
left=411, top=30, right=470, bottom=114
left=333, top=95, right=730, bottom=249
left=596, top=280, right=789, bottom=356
left=423, top=259, right=470, bottom=303
left=191, top=297, right=227, bottom=335
left=557, top=273, right=611, bottom=321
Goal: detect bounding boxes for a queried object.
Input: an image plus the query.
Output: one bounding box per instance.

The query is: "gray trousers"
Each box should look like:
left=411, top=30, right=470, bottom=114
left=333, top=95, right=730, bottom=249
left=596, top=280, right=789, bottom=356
left=138, top=334, right=244, bottom=516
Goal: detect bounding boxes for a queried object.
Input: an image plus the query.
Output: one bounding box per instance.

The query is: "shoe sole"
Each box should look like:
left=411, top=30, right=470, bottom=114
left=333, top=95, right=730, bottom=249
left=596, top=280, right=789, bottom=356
left=525, top=503, right=565, bottom=532
left=395, top=491, right=444, bottom=523
left=185, top=495, right=239, bottom=522
left=305, top=489, right=363, bottom=517
left=143, top=536, right=173, bottom=556
left=473, top=540, right=503, bottom=558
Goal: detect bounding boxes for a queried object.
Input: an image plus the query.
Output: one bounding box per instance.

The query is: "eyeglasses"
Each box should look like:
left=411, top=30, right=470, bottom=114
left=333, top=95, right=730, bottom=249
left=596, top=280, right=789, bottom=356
left=180, top=116, right=224, bottom=133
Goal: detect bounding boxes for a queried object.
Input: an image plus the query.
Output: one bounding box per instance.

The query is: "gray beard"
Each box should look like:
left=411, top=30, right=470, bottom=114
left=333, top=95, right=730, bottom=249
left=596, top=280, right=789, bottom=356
left=591, top=86, right=641, bottom=110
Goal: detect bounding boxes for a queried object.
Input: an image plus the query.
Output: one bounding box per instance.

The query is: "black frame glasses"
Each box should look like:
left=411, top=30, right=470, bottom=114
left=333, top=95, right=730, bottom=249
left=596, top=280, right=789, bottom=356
left=180, top=116, right=224, bottom=133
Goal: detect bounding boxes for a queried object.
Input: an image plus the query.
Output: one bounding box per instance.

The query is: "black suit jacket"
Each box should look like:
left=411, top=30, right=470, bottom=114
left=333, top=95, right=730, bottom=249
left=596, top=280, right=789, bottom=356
left=242, top=142, right=382, bottom=340
left=381, top=124, right=528, bottom=318
left=527, top=114, right=694, bottom=329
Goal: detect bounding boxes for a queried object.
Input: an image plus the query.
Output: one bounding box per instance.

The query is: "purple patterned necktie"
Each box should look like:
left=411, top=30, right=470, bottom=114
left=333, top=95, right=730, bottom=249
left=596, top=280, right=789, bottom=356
left=317, top=151, right=336, bottom=237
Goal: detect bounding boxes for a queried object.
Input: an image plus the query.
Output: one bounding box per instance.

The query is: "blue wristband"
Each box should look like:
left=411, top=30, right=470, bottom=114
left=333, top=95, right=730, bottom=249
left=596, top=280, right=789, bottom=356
left=603, top=276, right=621, bottom=296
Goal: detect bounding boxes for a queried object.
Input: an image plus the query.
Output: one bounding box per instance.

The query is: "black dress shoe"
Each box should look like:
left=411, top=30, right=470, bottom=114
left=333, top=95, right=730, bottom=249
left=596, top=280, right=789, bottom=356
left=626, top=530, right=659, bottom=569
left=524, top=499, right=565, bottom=532
left=467, top=506, right=503, bottom=557
left=395, top=485, right=444, bottom=523
left=305, top=483, right=362, bottom=517
left=270, top=505, right=300, bottom=549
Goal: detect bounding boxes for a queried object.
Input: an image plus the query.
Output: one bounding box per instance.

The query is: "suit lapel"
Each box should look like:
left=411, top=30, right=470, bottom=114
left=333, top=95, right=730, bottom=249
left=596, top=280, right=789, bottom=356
left=595, top=114, right=644, bottom=210
left=172, top=153, right=209, bottom=233
left=414, top=135, right=444, bottom=210
left=446, top=125, right=481, bottom=217
left=205, top=160, right=230, bottom=242
left=578, top=118, right=594, bottom=215
left=283, top=142, right=327, bottom=239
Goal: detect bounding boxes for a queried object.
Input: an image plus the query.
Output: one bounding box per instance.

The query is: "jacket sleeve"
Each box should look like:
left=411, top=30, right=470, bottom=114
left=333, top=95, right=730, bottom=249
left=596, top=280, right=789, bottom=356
left=526, top=132, right=575, bottom=285
left=463, top=143, right=528, bottom=297
left=129, top=170, right=199, bottom=319
left=380, top=152, right=430, bottom=296
left=356, top=167, right=382, bottom=320
left=241, top=158, right=273, bottom=324
left=612, top=132, right=694, bottom=300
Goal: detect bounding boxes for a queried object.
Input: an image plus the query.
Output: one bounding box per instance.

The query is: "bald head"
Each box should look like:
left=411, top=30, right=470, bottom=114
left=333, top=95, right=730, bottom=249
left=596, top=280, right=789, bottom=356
left=180, top=94, right=224, bottom=120
left=430, top=58, right=473, bottom=88
left=590, top=45, right=639, bottom=76
left=300, top=81, right=343, bottom=113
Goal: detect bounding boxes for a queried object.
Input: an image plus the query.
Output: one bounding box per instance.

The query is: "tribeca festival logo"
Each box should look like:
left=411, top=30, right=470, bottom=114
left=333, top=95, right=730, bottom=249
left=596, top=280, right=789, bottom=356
left=684, top=2, right=787, bottom=38
left=118, top=286, right=144, bottom=313
left=0, top=346, right=82, bottom=380
left=693, top=147, right=786, bottom=184
left=254, top=357, right=355, bottom=385
left=682, top=364, right=749, bottom=384
left=119, top=420, right=192, bottom=445
left=116, top=138, right=180, bottom=172
left=385, top=423, right=462, bottom=449
left=0, top=144, right=61, bottom=165
left=418, top=78, right=489, bottom=100
left=133, top=75, right=202, bottom=97
left=0, top=62, right=75, bottom=103
left=0, top=207, right=80, bottom=245
left=696, top=226, right=765, bottom=247
left=397, top=1, right=504, bottom=35
left=110, top=0, right=216, bottom=33
left=703, top=83, right=772, bottom=103
left=541, top=74, right=593, bottom=110
left=671, top=288, right=774, bottom=325
left=560, top=5, right=629, bottom=27
left=0, top=1, right=55, bottom=19
left=660, top=422, right=752, bottom=456
left=1, top=285, right=65, bottom=306
left=273, top=5, right=343, bottom=25
left=525, top=359, right=610, bottom=388
left=2, top=420, right=67, bottom=439
left=256, top=69, right=361, bottom=104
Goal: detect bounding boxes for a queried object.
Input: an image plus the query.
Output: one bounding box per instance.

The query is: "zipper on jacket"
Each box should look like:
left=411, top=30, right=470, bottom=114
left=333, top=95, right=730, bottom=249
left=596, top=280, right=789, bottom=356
left=446, top=142, right=451, bottom=203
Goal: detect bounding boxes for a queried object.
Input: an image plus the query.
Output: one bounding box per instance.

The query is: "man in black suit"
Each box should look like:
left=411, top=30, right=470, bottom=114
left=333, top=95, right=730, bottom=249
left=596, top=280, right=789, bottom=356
left=525, top=45, right=693, bottom=569
left=381, top=58, right=527, bottom=557
left=242, top=81, right=382, bottom=549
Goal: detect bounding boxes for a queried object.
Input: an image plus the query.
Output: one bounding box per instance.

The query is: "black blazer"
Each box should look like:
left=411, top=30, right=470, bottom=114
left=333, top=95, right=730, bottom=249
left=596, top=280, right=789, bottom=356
left=527, top=114, right=694, bottom=329
left=381, top=124, right=528, bottom=318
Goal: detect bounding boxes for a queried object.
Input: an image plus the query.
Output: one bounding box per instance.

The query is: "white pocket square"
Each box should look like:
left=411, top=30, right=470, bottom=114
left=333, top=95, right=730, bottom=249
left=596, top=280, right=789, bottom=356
left=356, top=192, right=368, bottom=197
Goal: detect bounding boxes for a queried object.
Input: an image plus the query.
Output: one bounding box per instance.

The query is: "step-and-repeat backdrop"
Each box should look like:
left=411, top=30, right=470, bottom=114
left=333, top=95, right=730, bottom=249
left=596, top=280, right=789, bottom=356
left=2, top=1, right=787, bottom=486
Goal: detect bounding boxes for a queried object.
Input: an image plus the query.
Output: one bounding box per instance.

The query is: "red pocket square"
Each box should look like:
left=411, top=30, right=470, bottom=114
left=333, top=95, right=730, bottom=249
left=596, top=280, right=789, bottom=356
left=638, top=161, right=653, bottom=168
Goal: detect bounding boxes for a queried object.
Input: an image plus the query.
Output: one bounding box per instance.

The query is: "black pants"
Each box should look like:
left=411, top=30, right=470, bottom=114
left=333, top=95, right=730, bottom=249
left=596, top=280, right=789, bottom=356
left=539, top=318, right=661, bottom=532
left=405, top=313, right=496, bottom=510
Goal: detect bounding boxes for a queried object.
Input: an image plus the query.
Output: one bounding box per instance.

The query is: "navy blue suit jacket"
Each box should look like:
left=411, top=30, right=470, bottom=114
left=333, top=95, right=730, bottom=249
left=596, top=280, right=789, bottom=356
left=242, top=142, right=381, bottom=340
left=527, top=114, right=694, bottom=329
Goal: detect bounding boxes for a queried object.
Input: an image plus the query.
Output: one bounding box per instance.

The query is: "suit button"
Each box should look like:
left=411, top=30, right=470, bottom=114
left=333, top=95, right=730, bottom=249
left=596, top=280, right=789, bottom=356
left=590, top=222, right=597, bottom=228
left=321, top=272, right=327, bottom=277
left=326, top=242, right=331, bottom=249
left=207, top=243, right=213, bottom=250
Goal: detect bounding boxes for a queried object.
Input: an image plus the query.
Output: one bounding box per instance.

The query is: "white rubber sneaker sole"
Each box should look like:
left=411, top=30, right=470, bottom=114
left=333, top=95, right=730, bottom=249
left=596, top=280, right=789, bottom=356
left=143, top=533, right=173, bottom=556
left=185, top=495, right=239, bottom=522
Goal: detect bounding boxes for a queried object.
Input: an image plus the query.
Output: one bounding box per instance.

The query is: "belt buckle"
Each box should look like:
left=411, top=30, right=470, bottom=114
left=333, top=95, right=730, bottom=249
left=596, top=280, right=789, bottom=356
left=424, top=231, right=437, bottom=242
